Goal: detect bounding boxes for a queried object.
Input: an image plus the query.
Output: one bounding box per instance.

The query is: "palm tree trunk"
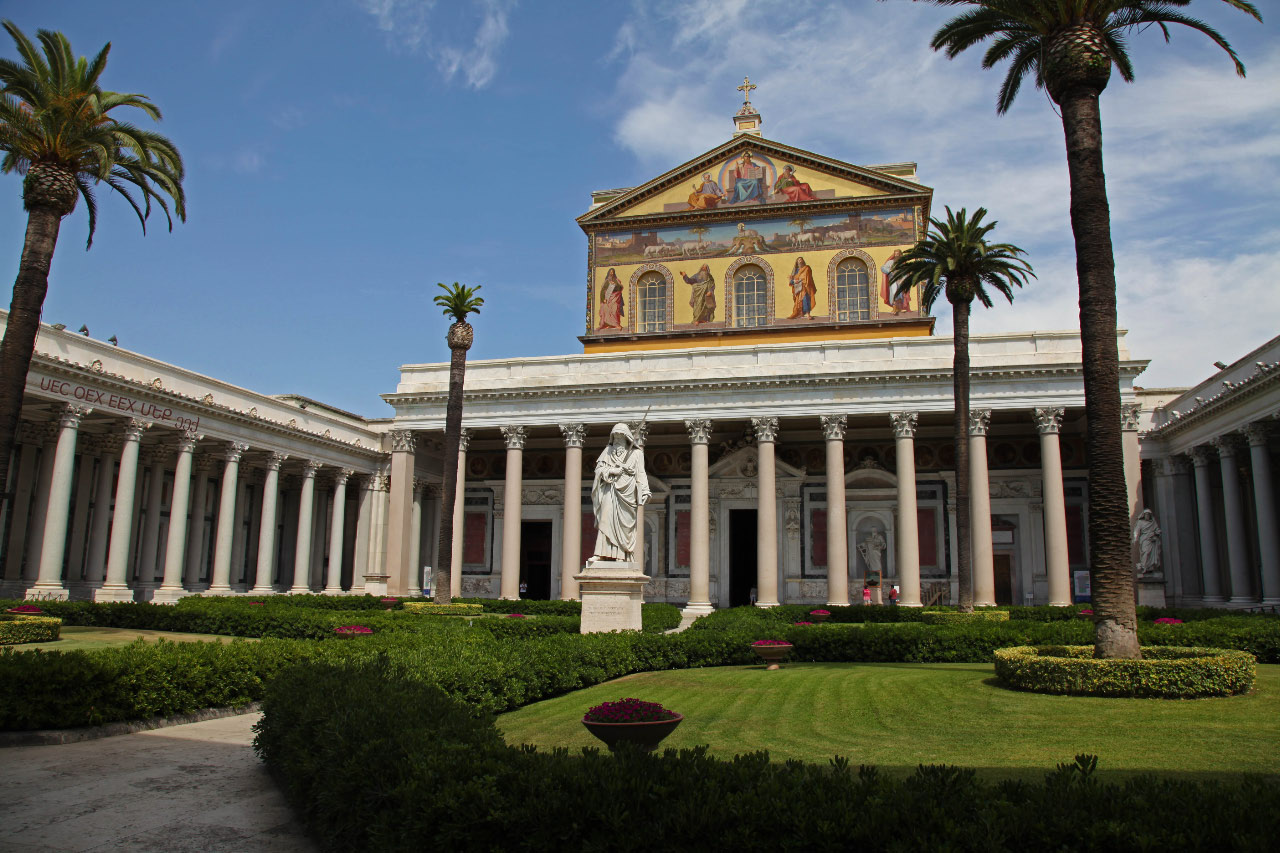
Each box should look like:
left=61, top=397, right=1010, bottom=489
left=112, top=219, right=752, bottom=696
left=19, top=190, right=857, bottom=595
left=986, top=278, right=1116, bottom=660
left=0, top=207, right=63, bottom=515
left=1059, top=90, right=1139, bottom=659
left=433, top=343, right=468, bottom=604
left=953, top=298, right=972, bottom=612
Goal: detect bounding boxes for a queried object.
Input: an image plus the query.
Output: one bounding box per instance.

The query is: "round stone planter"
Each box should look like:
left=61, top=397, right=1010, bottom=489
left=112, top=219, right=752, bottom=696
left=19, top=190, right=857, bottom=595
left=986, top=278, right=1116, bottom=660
left=808, top=612, right=830, bottom=624
left=752, top=643, right=794, bottom=670
left=581, top=713, right=683, bottom=753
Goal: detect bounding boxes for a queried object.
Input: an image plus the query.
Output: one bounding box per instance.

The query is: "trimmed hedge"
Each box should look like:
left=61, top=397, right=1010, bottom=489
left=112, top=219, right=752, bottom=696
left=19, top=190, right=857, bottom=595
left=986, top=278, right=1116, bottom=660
left=256, top=658, right=1280, bottom=852
left=0, top=614, right=62, bottom=645
left=994, top=645, right=1257, bottom=698
left=920, top=610, right=1011, bottom=624
left=401, top=602, right=484, bottom=616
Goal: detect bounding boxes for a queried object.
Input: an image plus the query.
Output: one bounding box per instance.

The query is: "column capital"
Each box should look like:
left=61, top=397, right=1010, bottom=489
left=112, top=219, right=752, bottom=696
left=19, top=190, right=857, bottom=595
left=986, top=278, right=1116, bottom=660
left=629, top=420, right=650, bottom=448
left=1121, top=403, right=1142, bottom=432
left=751, top=416, right=779, bottom=443
left=458, top=427, right=471, bottom=452
left=18, top=420, right=55, bottom=445
left=1188, top=445, right=1216, bottom=468
left=1154, top=455, right=1192, bottom=477
left=121, top=419, right=151, bottom=443
left=300, top=459, right=321, bottom=478
left=559, top=423, right=587, bottom=448
left=194, top=454, right=218, bottom=473
left=97, top=434, right=124, bottom=456
left=412, top=476, right=429, bottom=495
left=1243, top=422, right=1271, bottom=447
left=1210, top=434, right=1239, bottom=458
left=58, top=403, right=92, bottom=430
left=501, top=424, right=527, bottom=450
left=685, top=418, right=713, bottom=444
left=334, top=468, right=354, bottom=485
left=890, top=411, right=918, bottom=439
left=968, top=409, right=992, bottom=436
left=143, top=445, right=172, bottom=466
left=224, top=441, right=250, bottom=463
left=820, top=414, right=846, bottom=441
left=265, top=451, right=289, bottom=472
left=390, top=429, right=416, bottom=453
left=1033, top=407, right=1064, bottom=434
left=175, top=429, right=203, bottom=453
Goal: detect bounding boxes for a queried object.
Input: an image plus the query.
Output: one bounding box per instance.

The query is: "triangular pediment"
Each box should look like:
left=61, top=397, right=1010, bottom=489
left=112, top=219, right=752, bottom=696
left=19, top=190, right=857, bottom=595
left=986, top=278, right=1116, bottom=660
left=579, top=136, right=930, bottom=227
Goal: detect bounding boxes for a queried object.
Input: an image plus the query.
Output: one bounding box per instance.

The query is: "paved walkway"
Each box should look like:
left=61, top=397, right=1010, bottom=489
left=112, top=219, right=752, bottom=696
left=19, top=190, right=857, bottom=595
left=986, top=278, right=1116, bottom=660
left=0, top=713, right=314, bottom=853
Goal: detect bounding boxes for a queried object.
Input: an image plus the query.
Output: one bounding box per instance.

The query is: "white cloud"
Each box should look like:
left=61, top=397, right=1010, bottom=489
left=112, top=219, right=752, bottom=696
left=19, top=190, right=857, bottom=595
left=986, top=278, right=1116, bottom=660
left=358, top=0, right=515, bottom=89
left=606, top=1, right=1280, bottom=391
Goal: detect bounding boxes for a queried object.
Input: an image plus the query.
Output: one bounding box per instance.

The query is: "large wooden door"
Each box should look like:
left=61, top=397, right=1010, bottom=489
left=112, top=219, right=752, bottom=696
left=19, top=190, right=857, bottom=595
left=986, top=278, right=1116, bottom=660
left=519, top=521, right=553, bottom=600
left=994, top=553, right=1013, bottom=605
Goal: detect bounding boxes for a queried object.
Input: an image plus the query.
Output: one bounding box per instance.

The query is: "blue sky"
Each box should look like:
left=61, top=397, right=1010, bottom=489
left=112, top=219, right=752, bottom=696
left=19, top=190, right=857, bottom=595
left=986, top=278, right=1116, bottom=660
left=1, top=0, right=1275, bottom=416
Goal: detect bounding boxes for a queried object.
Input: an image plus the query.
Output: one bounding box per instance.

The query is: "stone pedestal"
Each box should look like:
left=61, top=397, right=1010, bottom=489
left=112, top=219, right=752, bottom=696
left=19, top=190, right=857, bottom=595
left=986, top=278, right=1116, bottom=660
left=576, top=559, right=649, bottom=633
left=1137, top=577, right=1167, bottom=608
left=363, top=574, right=389, bottom=597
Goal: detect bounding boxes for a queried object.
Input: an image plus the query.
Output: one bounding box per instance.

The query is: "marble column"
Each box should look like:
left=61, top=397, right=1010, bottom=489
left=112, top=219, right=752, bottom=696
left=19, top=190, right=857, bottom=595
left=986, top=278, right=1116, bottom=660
left=631, top=420, right=650, bottom=575
left=968, top=409, right=995, bottom=607
left=822, top=415, right=850, bottom=607
left=408, top=477, right=425, bottom=597
left=449, top=429, right=470, bottom=599
left=154, top=430, right=201, bottom=603
left=231, top=479, right=254, bottom=588
left=66, top=440, right=97, bottom=585
left=559, top=424, right=585, bottom=600
left=364, top=470, right=390, bottom=595
left=96, top=419, right=150, bottom=602
left=1189, top=445, right=1225, bottom=605
left=1213, top=436, right=1253, bottom=605
left=1121, top=403, right=1144, bottom=525
left=352, top=475, right=372, bottom=593
left=752, top=417, right=780, bottom=608
left=2, top=430, right=43, bottom=591
left=84, top=436, right=120, bottom=586
left=324, top=469, right=352, bottom=594
left=385, top=429, right=416, bottom=596
left=499, top=425, right=526, bottom=600
left=252, top=452, right=287, bottom=594
left=685, top=418, right=713, bottom=615
left=184, top=457, right=215, bottom=589
left=208, top=442, right=249, bottom=595
left=1244, top=424, right=1280, bottom=605
left=290, top=461, right=320, bottom=594
left=23, top=426, right=60, bottom=582
left=893, top=411, right=923, bottom=608
left=137, top=448, right=171, bottom=588
left=1035, top=407, right=1071, bottom=606
left=30, top=405, right=92, bottom=598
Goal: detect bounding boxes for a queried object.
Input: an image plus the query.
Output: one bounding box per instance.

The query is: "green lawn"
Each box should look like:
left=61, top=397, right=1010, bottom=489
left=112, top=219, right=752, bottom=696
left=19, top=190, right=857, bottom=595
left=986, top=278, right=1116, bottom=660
left=14, top=625, right=252, bottom=652
left=497, top=662, right=1280, bottom=781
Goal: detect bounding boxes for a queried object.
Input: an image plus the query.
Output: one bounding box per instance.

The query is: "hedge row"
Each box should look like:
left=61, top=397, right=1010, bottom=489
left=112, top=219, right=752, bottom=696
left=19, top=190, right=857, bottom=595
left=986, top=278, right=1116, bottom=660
left=919, top=610, right=1011, bottom=624
left=0, top=614, right=62, bottom=645
left=255, top=658, right=1280, bottom=852
left=994, top=645, right=1257, bottom=698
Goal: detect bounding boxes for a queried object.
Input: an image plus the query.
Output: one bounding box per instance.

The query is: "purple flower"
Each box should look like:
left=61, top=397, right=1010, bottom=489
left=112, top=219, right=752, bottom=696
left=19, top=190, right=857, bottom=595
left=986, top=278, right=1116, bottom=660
left=1154, top=617, right=1184, bottom=625
left=334, top=625, right=372, bottom=635
left=506, top=613, right=527, bottom=618
left=584, top=698, right=677, bottom=723
left=809, top=609, right=830, bottom=616
left=793, top=621, right=815, bottom=626
left=752, top=639, right=792, bottom=647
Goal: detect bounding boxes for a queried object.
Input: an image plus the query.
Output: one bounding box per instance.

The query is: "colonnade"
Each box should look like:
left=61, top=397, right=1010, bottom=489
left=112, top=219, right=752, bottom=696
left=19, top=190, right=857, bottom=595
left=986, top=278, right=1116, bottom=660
left=441, top=407, right=1082, bottom=609
left=2, top=404, right=390, bottom=601
left=1173, top=420, right=1280, bottom=607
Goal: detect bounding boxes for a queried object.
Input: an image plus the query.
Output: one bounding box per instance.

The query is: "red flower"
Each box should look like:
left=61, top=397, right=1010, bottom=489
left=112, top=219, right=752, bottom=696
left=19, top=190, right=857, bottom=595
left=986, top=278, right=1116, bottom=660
left=793, top=621, right=815, bottom=626
left=6, top=605, right=42, bottom=614
left=1080, top=609, right=1094, bottom=615
left=584, top=698, right=677, bottom=723
left=751, top=639, right=792, bottom=646
left=1154, top=617, right=1184, bottom=625
left=334, top=625, right=373, bottom=635
left=506, top=613, right=527, bottom=618
left=809, top=609, right=830, bottom=616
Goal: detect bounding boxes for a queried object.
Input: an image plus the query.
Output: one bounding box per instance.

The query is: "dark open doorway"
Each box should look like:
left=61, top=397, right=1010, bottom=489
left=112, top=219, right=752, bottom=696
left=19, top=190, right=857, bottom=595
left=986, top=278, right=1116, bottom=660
left=994, top=553, right=1014, bottom=605
left=520, top=520, right=553, bottom=600
left=728, top=509, right=757, bottom=607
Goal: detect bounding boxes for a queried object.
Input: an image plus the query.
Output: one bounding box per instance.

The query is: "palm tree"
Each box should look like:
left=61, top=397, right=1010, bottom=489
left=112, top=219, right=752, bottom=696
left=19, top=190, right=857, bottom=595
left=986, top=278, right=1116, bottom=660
left=432, top=282, right=483, bottom=604
left=0, top=22, right=185, bottom=503
left=917, top=0, right=1260, bottom=658
left=889, top=207, right=1033, bottom=612
left=690, top=225, right=710, bottom=250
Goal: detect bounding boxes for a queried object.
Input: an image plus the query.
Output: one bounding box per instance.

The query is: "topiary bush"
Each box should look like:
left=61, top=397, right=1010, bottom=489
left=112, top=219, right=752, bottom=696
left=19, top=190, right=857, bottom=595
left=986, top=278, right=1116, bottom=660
left=401, top=602, right=484, bottom=616
left=920, top=610, right=1011, bottom=625
left=0, top=614, right=62, bottom=645
left=993, top=645, right=1257, bottom=698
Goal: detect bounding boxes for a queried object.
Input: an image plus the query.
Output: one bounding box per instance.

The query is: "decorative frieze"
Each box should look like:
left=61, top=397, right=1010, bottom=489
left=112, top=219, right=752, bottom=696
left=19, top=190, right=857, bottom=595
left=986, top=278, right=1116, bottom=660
left=751, top=416, right=779, bottom=443
left=1033, top=407, right=1064, bottom=435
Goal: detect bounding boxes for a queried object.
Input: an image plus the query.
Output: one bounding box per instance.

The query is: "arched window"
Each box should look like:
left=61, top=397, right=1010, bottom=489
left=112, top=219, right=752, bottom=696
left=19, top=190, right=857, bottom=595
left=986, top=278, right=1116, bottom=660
left=636, top=271, right=668, bottom=332
left=834, top=257, right=871, bottom=321
left=731, top=264, right=770, bottom=328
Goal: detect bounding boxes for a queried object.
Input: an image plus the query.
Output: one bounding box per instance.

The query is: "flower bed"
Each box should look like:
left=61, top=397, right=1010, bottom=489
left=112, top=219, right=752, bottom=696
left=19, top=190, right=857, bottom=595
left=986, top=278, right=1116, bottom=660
left=920, top=610, right=1010, bottom=625
left=0, top=613, right=62, bottom=645
left=334, top=625, right=373, bottom=638
left=583, top=697, right=677, bottom=723
left=993, top=645, right=1256, bottom=698
left=401, top=602, right=484, bottom=617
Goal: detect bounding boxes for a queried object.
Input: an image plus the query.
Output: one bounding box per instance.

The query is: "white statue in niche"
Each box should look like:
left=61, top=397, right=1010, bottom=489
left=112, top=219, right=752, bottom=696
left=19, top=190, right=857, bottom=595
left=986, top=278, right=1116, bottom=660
left=591, top=423, right=651, bottom=562
left=1132, top=509, right=1163, bottom=577
left=858, top=528, right=887, bottom=575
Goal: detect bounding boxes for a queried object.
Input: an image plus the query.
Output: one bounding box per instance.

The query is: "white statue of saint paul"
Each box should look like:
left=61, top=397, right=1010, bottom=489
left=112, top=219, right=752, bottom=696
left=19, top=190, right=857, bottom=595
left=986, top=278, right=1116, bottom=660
left=1132, top=508, right=1162, bottom=577
left=591, top=423, right=651, bottom=562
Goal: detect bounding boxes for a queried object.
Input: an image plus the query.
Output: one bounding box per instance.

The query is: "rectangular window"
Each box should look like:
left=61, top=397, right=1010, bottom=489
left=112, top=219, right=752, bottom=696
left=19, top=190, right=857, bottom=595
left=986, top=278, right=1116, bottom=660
left=675, top=510, right=691, bottom=569
left=462, top=512, right=487, bottom=565
left=637, top=277, right=667, bottom=333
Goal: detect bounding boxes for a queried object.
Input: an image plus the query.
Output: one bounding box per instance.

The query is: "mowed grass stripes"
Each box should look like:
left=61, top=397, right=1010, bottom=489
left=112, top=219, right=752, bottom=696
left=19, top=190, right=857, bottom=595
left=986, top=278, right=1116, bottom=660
left=496, top=662, right=1280, bottom=780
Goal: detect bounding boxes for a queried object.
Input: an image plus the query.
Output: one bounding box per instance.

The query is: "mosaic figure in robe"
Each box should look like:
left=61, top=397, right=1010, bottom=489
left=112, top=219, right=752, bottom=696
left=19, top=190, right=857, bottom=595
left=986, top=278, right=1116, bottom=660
left=773, top=164, right=818, bottom=202
left=682, top=264, right=717, bottom=324
left=788, top=256, right=817, bottom=319
left=726, top=151, right=766, bottom=205
left=591, top=423, right=651, bottom=561
left=880, top=250, right=911, bottom=314
left=687, top=173, right=723, bottom=210
left=598, top=268, right=624, bottom=329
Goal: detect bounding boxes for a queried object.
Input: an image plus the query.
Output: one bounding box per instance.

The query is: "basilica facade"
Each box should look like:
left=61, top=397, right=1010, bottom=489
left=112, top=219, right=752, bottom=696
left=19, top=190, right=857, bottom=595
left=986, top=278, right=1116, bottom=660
left=2, top=99, right=1276, bottom=611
